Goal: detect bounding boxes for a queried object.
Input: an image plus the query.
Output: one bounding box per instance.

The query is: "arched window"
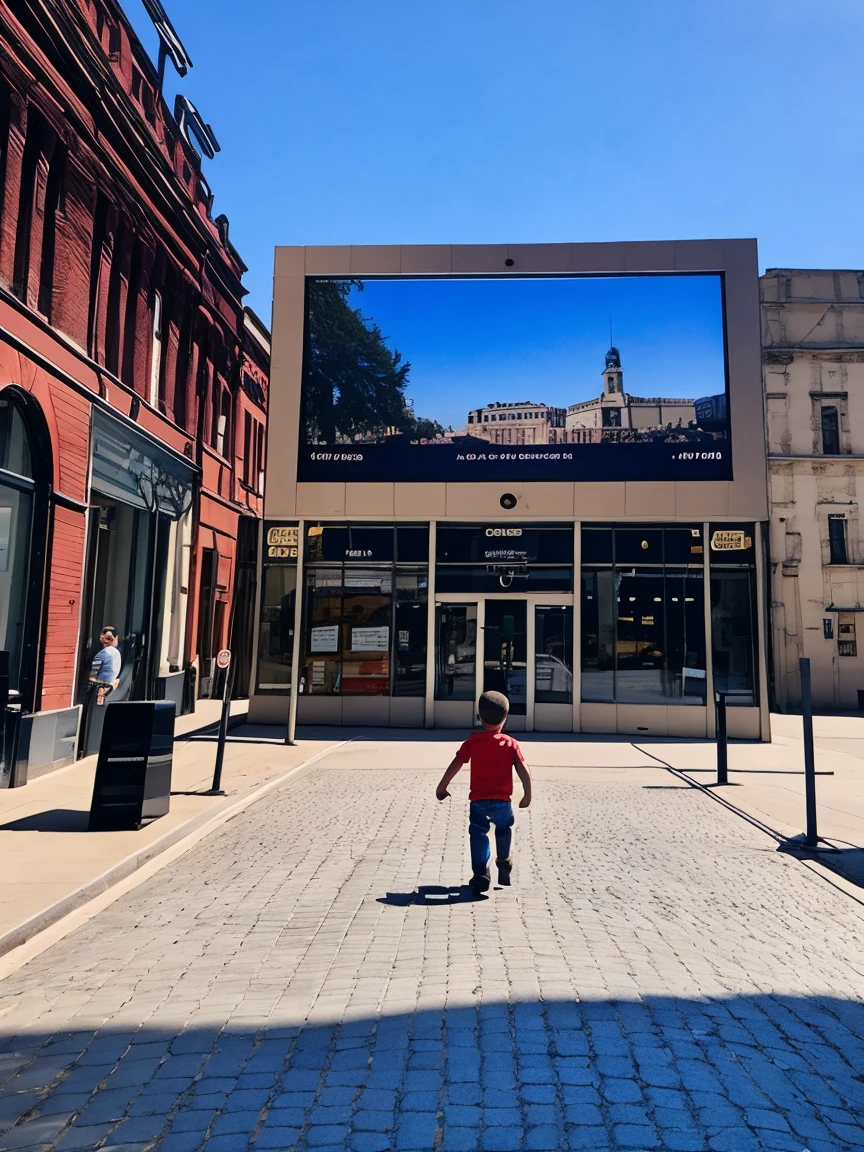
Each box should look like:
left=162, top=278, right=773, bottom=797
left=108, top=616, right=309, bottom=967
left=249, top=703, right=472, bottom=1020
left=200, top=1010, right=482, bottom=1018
left=0, top=387, right=51, bottom=709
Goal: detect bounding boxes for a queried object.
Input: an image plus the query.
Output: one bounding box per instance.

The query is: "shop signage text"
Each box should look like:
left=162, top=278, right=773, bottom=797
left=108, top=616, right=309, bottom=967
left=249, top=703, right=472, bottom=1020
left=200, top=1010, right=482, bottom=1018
left=710, top=530, right=752, bottom=552
left=267, top=525, right=299, bottom=559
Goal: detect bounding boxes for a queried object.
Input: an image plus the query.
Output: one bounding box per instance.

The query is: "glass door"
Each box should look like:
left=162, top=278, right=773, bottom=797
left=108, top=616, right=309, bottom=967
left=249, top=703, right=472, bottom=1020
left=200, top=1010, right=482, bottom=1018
left=435, top=604, right=477, bottom=701
left=482, top=600, right=528, bottom=715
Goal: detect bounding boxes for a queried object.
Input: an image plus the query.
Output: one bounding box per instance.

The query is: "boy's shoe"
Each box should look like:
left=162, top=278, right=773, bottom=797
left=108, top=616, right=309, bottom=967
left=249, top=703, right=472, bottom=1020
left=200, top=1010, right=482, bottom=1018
left=470, top=866, right=491, bottom=894
left=496, top=857, right=512, bottom=886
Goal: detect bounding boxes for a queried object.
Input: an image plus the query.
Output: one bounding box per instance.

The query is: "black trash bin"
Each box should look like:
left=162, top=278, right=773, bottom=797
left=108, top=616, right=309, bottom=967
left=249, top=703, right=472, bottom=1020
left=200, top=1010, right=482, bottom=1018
left=89, top=701, right=175, bottom=831
left=858, top=690, right=864, bottom=712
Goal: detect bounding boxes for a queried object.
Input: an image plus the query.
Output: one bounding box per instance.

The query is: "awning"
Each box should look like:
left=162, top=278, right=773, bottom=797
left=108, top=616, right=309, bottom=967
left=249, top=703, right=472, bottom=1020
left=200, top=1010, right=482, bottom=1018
left=91, top=410, right=196, bottom=521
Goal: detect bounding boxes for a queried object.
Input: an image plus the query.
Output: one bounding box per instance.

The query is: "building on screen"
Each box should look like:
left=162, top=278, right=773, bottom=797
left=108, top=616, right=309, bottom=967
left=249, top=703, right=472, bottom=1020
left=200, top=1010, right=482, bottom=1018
left=462, top=347, right=699, bottom=447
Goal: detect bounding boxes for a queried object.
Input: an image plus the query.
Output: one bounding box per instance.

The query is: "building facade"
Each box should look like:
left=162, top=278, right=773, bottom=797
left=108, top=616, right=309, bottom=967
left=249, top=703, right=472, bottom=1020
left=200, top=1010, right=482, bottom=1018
left=0, top=0, right=267, bottom=774
left=763, top=268, right=864, bottom=711
left=462, top=347, right=713, bottom=447
left=252, top=241, right=770, bottom=741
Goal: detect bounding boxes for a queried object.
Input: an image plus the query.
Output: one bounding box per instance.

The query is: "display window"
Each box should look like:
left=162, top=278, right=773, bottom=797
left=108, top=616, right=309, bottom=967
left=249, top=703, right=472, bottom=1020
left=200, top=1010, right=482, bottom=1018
left=302, top=565, right=427, bottom=697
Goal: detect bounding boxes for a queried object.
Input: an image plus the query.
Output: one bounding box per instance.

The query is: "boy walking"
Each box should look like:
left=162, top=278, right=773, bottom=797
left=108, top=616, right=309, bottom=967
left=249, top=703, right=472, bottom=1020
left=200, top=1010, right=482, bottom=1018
left=436, top=691, right=532, bottom=893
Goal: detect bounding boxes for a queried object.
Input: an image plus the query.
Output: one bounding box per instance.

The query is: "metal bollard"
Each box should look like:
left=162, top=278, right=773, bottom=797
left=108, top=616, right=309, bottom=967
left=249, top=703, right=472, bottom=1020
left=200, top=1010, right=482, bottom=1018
left=800, top=657, right=818, bottom=847
left=207, top=657, right=233, bottom=796
left=4, top=705, right=25, bottom=788
left=715, top=691, right=728, bottom=786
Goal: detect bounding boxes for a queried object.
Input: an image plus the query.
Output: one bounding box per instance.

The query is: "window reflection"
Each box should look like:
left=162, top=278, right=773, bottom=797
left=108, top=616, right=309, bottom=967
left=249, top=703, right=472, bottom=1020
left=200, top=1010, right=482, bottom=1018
left=298, top=566, right=427, bottom=697
left=535, top=606, right=573, bottom=704
left=711, top=570, right=757, bottom=706
left=435, top=604, right=477, bottom=701
left=255, top=566, right=296, bottom=692
left=615, top=570, right=706, bottom=704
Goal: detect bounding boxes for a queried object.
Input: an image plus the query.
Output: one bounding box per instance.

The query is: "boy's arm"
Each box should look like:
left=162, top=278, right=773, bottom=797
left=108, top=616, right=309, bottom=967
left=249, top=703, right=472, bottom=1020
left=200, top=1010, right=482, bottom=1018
left=514, top=753, right=532, bottom=808
left=436, top=757, right=463, bottom=800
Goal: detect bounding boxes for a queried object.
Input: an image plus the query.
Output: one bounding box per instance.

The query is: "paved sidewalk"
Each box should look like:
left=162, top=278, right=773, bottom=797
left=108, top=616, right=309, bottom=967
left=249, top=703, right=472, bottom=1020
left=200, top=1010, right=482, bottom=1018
left=5, top=710, right=864, bottom=964
left=642, top=714, right=864, bottom=881
left=1, top=736, right=864, bottom=1151
left=0, top=704, right=338, bottom=956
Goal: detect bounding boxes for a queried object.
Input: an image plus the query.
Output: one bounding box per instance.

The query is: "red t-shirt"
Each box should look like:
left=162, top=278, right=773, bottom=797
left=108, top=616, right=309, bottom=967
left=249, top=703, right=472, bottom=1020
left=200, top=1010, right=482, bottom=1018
left=455, top=730, right=525, bottom=801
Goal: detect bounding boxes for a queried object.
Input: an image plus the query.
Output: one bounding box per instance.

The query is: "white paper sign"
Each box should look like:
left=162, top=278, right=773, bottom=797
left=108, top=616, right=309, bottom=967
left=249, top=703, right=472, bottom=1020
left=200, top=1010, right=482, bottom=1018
left=310, top=625, right=339, bottom=653
left=351, top=626, right=389, bottom=651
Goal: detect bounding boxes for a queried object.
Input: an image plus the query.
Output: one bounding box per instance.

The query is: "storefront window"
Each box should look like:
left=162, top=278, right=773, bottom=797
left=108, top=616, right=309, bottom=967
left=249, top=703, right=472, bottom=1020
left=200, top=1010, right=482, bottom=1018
left=0, top=394, right=37, bottom=699
left=341, top=571, right=392, bottom=696
left=302, top=564, right=427, bottom=697
left=394, top=571, right=428, bottom=696
left=581, top=525, right=707, bottom=705
left=256, top=565, right=297, bottom=692
left=711, top=570, right=757, bottom=706
left=436, top=524, right=573, bottom=595
left=435, top=604, right=477, bottom=700
left=709, top=524, right=758, bottom=707
left=0, top=485, right=33, bottom=695
left=535, top=605, right=573, bottom=704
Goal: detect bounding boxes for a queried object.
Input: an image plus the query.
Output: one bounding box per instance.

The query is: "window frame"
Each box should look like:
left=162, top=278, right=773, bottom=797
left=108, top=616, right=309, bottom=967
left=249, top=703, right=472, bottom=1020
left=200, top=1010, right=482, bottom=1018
left=828, top=515, right=849, bottom=565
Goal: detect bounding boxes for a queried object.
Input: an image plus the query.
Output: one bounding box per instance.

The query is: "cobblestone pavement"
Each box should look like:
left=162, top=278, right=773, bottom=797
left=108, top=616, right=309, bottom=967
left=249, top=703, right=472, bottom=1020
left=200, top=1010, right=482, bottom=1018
left=2, top=739, right=864, bottom=1152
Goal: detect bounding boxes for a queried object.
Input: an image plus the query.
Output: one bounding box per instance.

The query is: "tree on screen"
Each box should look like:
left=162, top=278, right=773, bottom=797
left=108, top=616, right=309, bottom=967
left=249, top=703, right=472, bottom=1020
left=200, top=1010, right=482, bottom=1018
left=303, top=279, right=412, bottom=442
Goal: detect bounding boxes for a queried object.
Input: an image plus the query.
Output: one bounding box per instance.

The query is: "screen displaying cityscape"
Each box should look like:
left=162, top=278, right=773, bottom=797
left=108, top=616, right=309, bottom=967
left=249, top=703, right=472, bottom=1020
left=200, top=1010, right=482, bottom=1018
left=297, top=273, right=731, bottom=483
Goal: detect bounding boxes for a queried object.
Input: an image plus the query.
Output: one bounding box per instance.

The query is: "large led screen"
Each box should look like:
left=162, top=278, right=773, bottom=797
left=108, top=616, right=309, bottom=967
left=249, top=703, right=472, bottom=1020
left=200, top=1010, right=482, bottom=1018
left=297, top=274, right=731, bottom=484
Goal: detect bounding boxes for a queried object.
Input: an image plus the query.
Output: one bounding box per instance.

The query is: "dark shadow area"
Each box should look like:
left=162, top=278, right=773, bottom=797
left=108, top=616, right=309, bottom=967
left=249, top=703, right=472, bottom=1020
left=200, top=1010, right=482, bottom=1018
left=779, top=842, right=864, bottom=890
left=378, top=884, right=487, bottom=906
left=1, top=995, right=864, bottom=1151
left=685, top=768, right=835, bottom=776
left=0, top=809, right=90, bottom=833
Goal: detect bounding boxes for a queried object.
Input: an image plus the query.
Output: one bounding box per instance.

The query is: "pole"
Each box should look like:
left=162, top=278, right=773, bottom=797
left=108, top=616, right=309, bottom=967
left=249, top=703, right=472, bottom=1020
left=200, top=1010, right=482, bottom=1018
left=800, top=656, right=818, bottom=847
left=285, top=521, right=305, bottom=746
left=715, top=691, right=728, bottom=785
left=5, top=705, right=24, bottom=788
left=208, top=661, right=233, bottom=795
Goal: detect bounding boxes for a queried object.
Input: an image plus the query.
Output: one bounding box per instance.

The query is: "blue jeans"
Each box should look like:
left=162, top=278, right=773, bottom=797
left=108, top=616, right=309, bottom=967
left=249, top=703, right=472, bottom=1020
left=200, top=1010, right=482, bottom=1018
left=469, top=800, right=514, bottom=873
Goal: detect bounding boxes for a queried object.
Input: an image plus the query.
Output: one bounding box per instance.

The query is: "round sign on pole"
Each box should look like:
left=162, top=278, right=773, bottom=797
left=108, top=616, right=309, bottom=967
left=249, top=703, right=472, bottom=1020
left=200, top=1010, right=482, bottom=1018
left=216, top=649, right=231, bottom=670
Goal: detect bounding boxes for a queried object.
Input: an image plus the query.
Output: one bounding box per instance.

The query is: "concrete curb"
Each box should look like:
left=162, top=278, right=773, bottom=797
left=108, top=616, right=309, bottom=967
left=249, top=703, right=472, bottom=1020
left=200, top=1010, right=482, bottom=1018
left=0, top=740, right=347, bottom=959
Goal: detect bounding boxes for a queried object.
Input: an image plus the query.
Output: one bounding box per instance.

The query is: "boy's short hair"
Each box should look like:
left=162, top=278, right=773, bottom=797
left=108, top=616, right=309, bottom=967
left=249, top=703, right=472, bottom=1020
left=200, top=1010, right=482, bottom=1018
left=478, top=691, right=509, bottom=726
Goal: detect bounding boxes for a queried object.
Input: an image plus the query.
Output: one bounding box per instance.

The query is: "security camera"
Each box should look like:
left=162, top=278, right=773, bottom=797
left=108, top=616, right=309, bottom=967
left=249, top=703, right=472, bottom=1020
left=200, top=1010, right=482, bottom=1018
left=500, top=492, right=517, bottom=510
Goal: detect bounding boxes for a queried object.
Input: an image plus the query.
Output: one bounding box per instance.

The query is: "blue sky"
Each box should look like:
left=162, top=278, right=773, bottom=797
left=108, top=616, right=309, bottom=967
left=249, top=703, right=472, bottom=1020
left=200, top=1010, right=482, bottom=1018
left=336, top=275, right=725, bottom=430
left=125, top=0, right=864, bottom=323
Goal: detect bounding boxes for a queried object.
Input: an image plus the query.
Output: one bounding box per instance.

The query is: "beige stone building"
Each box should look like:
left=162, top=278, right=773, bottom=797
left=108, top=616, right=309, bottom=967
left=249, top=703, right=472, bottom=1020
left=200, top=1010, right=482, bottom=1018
left=464, top=401, right=567, bottom=445
left=565, top=347, right=697, bottom=440
left=764, top=268, right=864, bottom=711
left=463, top=348, right=698, bottom=447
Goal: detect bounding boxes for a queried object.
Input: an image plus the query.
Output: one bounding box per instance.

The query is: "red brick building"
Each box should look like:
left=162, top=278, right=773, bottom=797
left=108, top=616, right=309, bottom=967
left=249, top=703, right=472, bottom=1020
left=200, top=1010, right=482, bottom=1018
left=0, top=0, right=268, bottom=771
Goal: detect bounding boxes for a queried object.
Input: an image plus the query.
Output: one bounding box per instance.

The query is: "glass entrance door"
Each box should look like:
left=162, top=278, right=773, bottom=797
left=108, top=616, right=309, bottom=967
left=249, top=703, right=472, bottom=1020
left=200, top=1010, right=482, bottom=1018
left=433, top=597, right=574, bottom=729
left=482, top=600, right=528, bottom=715
left=435, top=604, right=477, bottom=701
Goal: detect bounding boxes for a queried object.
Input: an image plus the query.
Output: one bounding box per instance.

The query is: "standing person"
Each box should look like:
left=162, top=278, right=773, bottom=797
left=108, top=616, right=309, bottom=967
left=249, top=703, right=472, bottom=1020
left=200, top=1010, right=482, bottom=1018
left=89, top=626, right=122, bottom=705
left=435, top=690, right=532, bottom=893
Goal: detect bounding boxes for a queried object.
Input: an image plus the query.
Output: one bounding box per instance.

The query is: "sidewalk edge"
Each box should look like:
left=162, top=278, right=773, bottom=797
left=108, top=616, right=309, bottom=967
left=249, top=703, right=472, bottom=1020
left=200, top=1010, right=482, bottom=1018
left=0, top=741, right=347, bottom=960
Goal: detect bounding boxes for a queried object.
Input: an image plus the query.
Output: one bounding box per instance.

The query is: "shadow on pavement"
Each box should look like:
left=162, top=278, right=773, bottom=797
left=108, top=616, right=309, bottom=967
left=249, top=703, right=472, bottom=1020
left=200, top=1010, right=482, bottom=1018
left=780, top=842, right=864, bottom=889
left=0, top=809, right=90, bottom=833
left=377, top=884, right=487, bottom=906
left=1, top=995, right=864, bottom=1150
